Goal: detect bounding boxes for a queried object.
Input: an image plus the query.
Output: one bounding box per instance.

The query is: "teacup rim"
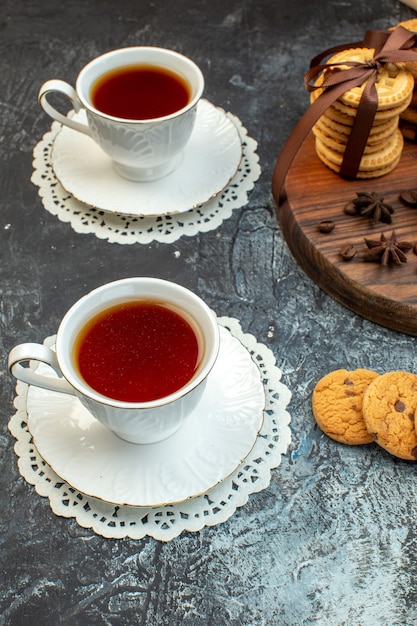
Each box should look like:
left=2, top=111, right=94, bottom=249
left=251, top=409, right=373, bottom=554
left=75, top=45, right=205, bottom=124
left=55, top=277, right=220, bottom=409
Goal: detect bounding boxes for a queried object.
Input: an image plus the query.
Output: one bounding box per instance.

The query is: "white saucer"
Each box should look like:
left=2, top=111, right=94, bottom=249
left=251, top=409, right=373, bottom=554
left=51, top=99, right=242, bottom=216
left=26, top=325, right=265, bottom=507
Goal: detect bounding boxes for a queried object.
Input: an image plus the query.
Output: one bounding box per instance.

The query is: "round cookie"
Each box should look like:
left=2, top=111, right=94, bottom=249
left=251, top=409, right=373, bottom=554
left=313, top=121, right=395, bottom=155
left=312, top=368, right=378, bottom=445
left=325, top=48, right=414, bottom=110
left=317, top=113, right=399, bottom=142
left=315, top=139, right=402, bottom=178
left=362, top=371, right=417, bottom=461
left=311, top=70, right=413, bottom=120
left=331, top=94, right=413, bottom=121
left=322, top=101, right=399, bottom=127
left=316, top=130, right=404, bottom=173
left=391, top=20, right=417, bottom=79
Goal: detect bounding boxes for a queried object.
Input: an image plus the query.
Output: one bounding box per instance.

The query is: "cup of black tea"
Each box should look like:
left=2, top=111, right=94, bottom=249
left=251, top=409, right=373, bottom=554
left=8, top=278, right=220, bottom=444
left=38, top=47, right=204, bottom=181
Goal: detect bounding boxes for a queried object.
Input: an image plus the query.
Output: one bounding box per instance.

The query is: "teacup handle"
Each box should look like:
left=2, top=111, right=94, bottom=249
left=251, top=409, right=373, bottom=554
left=38, top=79, right=92, bottom=137
left=8, top=343, right=77, bottom=396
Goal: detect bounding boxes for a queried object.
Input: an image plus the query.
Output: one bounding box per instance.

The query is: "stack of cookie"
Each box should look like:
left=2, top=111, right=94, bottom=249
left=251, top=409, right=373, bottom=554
left=391, top=19, right=417, bottom=141
left=312, top=369, right=417, bottom=461
left=311, top=47, right=414, bottom=178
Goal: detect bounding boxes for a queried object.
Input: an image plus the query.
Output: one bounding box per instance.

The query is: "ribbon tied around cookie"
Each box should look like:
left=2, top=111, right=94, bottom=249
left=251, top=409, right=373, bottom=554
left=272, top=26, right=417, bottom=204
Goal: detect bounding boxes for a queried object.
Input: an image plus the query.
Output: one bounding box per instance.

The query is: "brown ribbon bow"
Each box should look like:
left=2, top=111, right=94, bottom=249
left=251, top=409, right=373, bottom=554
left=272, top=26, right=417, bottom=205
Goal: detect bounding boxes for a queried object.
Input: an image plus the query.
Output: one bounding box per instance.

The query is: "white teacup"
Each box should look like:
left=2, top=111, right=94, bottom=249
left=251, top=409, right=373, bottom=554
left=8, top=278, right=219, bottom=444
left=39, top=47, right=204, bottom=181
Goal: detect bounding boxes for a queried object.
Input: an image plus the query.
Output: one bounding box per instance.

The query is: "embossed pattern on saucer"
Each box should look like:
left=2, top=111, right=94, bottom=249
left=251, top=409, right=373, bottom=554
left=51, top=99, right=242, bottom=216
left=26, top=325, right=265, bottom=507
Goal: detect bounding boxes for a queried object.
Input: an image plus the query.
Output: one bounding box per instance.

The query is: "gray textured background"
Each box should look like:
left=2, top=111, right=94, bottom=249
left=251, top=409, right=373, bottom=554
left=1, top=0, right=417, bottom=624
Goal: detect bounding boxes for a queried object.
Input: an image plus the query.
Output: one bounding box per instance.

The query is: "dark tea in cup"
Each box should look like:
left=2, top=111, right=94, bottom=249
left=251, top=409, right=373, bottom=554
left=9, top=278, right=218, bottom=444
left=74, top=299, right=203, bottom=402
left=91, top=64, right=191, bottom=120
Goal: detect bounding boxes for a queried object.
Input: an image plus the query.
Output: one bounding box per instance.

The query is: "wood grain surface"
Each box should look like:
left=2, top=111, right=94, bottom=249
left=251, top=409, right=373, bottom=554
left=274, top=132, right=417, bottom=336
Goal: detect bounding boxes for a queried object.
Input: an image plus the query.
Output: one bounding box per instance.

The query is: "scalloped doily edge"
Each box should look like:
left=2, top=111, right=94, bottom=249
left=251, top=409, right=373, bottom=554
left=31, top=108, right=261, bottom=245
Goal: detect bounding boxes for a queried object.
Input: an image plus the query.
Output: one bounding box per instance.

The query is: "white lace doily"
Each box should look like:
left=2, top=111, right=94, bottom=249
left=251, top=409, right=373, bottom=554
left=31, top=109, right=261, bottom=245
left=9, top=316, right=291, bottom=541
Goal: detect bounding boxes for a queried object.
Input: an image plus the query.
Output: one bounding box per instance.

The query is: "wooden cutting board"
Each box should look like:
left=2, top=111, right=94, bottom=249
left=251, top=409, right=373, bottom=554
left=273, top=132, right=417, bottom=336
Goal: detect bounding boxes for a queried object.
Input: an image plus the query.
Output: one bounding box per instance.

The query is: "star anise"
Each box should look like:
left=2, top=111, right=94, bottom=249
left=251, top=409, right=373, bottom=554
left=344, top=191, right=394, bottom=224
left=364, top=231, right=412, bottom=266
